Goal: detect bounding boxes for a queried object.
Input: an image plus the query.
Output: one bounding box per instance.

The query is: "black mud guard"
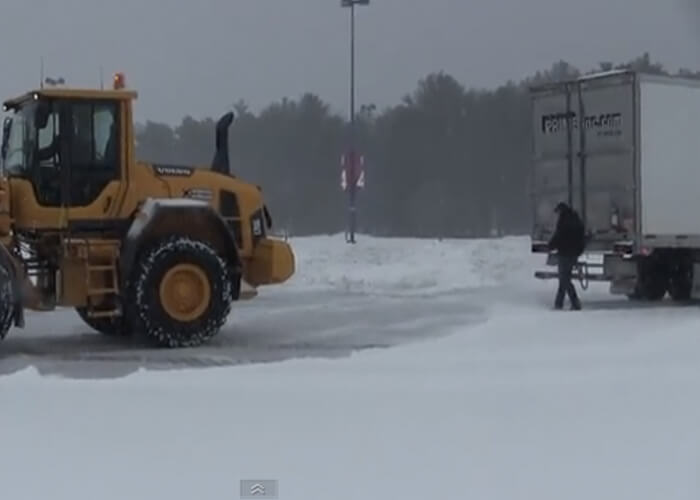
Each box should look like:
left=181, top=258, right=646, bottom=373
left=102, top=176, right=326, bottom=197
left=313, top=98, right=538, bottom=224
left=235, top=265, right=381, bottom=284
left=0, top=244, right=24, bottom=327
left=120, top=198, right=241, bottom=290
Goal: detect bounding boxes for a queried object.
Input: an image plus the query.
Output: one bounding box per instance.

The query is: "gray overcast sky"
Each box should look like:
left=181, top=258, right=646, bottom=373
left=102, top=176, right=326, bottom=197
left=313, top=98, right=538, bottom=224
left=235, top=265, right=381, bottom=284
left=0, top=0, right=697, bottom=124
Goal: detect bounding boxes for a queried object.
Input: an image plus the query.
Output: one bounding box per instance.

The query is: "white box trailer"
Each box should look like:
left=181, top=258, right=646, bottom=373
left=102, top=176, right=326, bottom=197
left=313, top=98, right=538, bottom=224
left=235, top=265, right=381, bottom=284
left=530, top=69, right=700, bottom=301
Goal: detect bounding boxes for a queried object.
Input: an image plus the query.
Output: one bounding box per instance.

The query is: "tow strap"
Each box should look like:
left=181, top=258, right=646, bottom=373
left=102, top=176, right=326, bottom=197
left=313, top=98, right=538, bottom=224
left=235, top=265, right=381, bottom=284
left=575, top=262, right=590, bottom=291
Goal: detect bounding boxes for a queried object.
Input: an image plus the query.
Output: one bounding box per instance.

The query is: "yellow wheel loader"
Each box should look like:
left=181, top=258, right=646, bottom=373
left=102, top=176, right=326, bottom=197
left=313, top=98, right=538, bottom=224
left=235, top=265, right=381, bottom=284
left=0, top=74, right=295, bottom=347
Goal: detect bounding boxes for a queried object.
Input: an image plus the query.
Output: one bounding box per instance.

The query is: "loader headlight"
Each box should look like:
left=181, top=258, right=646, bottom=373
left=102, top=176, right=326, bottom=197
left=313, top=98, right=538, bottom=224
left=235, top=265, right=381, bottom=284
left=250, top=209, right=266, bottom=239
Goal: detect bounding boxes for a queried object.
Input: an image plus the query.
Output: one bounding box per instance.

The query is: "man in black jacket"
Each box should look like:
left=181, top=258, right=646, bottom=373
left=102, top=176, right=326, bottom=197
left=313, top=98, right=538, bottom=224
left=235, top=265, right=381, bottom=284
left=548, top=202, right=585, bottom=310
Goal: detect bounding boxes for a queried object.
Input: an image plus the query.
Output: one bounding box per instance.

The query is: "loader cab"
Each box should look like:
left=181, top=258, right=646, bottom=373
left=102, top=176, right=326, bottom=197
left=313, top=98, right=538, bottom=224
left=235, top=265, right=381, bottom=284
left=3, top=93, right=122, bottom=207
left=1, top=86, right=136, bottom=230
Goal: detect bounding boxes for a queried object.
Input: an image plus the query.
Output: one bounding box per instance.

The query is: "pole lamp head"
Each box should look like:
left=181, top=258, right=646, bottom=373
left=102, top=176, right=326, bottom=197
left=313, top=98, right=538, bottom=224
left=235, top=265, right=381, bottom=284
left=341, top=0, right=369, bottom=6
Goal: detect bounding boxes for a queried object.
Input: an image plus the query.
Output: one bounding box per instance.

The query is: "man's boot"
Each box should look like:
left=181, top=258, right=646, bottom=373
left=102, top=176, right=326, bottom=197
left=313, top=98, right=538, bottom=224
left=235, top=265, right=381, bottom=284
left=554, top=291, right=565, bottom=310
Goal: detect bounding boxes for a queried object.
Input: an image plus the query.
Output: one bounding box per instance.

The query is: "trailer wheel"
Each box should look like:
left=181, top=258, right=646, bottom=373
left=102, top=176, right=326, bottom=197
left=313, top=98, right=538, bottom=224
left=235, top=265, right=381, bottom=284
left=644, top=280, right=667, bottom=301
left=627, top=257, right=668, bottom=302
left=125, top=236, right=234, bottom=348
left=668, top=276, right=692, bottom=302
left=668, top=260, right=693, bottom=302
left=627, top=278, right=667, bottom=302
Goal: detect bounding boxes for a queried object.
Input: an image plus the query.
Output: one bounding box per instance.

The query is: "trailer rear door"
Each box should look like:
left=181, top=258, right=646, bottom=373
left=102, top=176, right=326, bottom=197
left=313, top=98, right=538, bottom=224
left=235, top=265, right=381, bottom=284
left=531, top=71, right=638, bottom=251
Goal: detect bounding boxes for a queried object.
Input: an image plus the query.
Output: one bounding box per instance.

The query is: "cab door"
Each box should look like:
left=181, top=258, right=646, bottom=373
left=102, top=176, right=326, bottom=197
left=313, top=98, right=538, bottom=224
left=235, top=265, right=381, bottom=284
left=60, top=99, right=124, bottom=234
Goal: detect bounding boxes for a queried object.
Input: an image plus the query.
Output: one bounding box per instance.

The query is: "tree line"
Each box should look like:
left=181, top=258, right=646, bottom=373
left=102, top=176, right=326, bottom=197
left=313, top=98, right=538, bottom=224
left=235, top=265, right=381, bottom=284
left=134, top=53, right=700, bottom=238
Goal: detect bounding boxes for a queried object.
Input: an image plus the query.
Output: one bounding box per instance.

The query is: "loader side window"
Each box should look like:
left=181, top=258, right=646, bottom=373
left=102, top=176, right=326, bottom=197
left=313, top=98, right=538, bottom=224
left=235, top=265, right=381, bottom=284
left=93, top=106, right=117, bottom=166
left=66, top=100, right=120, bottom=207
left=37, top=109, right=59, bottom=157
left=4, top=112, right=29, bottom=175
left=4, top=103, right=38, bottom=178
left=34, top=103, right=62, bottom=206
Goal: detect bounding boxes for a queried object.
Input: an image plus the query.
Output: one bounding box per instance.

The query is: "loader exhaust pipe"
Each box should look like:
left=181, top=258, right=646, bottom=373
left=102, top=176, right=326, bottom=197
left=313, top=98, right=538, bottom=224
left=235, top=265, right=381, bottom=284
left=211, top=111, right=235, bottom=175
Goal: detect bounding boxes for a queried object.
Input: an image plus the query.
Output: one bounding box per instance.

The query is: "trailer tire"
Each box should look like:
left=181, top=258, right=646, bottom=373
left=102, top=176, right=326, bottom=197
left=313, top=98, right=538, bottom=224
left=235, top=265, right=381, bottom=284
left=644, top=281, right=667, bottom=301
left=668, top=277, right=692, bottom=302
left=627, top=257, right=668, bottom=302
left=668, top=260, right=693, bottom=302
left=627, top=279, right=667, bottom=302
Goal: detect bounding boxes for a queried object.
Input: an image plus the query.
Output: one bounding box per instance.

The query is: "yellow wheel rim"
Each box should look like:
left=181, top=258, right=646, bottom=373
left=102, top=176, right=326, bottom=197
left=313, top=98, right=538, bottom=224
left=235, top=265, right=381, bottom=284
left=159, top=263, right=211, bottom=322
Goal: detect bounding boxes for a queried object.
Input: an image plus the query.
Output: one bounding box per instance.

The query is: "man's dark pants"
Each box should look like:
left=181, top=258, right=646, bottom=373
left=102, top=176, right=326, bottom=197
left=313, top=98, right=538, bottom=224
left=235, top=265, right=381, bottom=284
left=555, top=255, right=581, bottom=310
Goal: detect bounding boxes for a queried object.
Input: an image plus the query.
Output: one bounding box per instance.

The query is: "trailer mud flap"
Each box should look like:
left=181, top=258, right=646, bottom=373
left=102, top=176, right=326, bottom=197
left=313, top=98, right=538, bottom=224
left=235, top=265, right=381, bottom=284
left=604, top=254, right=637, bottom=295
left=610, top=279, right=636, bottom=296
left=603, top=254, right=636, bottom=278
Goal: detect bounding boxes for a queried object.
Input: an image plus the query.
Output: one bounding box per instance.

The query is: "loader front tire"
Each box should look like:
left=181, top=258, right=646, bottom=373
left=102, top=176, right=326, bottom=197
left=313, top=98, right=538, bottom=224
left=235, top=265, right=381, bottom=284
left=126, top=237, right=233, bottom=348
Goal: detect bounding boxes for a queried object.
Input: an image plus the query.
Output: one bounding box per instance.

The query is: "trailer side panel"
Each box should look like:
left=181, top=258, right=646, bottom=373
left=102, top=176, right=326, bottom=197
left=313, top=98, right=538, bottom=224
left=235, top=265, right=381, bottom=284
left=639, top=77, right=700, bottom=246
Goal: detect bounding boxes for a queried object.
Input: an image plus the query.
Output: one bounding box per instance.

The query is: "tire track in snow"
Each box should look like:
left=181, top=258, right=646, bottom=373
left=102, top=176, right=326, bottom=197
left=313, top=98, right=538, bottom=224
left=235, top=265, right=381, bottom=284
left=0, top=289, right=488, bottom=379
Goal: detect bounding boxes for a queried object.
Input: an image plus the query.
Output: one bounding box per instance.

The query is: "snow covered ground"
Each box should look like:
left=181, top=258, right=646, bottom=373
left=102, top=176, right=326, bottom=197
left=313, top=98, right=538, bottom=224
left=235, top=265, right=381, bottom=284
left=3, top=235, right=700, bottom=500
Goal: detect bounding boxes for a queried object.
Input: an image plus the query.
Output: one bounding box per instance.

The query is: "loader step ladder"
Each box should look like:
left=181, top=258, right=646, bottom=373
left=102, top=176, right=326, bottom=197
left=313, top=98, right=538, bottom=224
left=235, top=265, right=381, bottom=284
left=79, top=239, right=121, bottom=319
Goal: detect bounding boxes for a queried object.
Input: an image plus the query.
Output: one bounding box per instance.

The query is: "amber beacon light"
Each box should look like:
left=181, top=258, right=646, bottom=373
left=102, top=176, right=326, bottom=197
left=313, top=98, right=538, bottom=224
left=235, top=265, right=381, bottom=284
left=113, top=72, right=126, bottom=89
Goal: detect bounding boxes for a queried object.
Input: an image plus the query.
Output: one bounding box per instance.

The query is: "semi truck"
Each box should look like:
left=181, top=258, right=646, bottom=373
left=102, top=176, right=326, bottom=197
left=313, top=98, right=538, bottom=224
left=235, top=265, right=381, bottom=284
left=530, top=69, right=700, bottom=302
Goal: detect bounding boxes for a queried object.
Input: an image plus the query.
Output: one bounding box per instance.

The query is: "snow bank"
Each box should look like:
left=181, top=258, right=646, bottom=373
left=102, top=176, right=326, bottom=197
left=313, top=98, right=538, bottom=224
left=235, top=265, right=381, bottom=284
left=285, top=233, right=537, bottom=296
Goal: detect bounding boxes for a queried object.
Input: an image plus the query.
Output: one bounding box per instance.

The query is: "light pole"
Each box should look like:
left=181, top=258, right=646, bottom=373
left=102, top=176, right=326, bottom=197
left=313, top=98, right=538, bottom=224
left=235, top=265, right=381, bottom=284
left=341, top=0, right=368, bottom=244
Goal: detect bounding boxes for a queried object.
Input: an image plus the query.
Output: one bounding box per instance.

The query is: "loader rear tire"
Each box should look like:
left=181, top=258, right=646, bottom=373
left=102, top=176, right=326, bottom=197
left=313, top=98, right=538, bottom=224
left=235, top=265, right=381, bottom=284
left=126, top=236, right=233, bottom=348
left=0, top=264, right=15, bottom=340
left=75, top=307, right=126, bottom=337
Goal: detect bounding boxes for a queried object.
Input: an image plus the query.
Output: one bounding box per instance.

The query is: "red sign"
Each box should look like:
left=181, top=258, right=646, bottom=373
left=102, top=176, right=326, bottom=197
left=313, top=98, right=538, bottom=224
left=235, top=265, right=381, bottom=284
left=340, top=152, right=365, bottom=191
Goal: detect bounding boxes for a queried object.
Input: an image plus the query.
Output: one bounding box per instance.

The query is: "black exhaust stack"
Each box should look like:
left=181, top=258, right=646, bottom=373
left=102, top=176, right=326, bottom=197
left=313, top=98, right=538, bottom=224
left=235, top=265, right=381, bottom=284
left=211, top=111, right=235, bottom=175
